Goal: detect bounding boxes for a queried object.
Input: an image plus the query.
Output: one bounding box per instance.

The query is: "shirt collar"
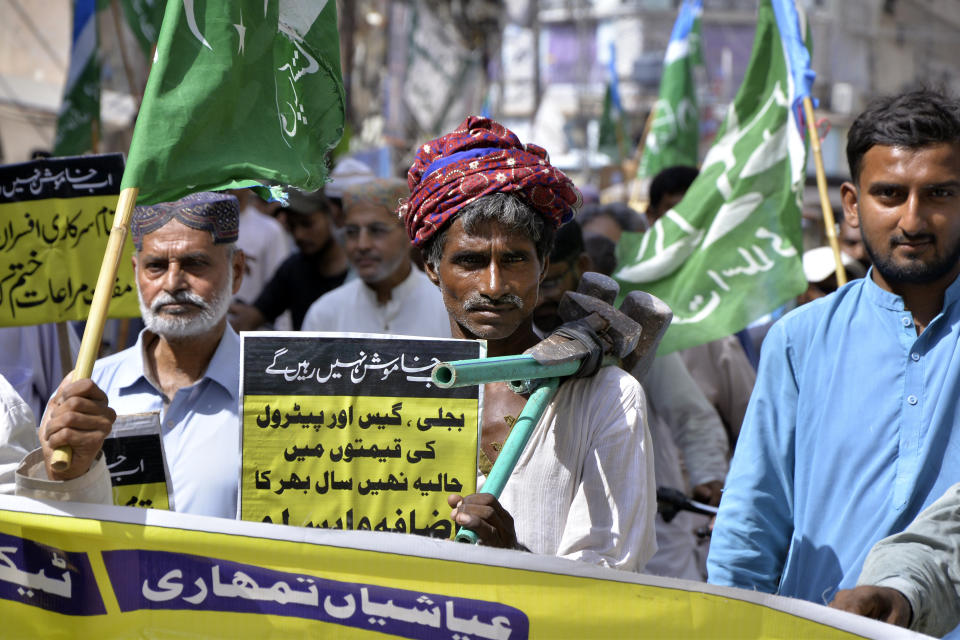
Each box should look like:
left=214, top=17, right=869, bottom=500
left=944, top=270, right=960, bottom=310
left=118, top=325, right=240, bottom=400
left=204, top=324, right=241, bottom=401
left=861, top=266, right=960, bottom=313
left=360, top=265, right=418, bottom=306
left=861, top=268, right=905, bottom=311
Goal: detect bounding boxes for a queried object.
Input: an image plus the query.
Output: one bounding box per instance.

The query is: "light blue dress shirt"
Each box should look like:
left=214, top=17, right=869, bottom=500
left=92, top=326, right=240, bottom=519
left=708, top=270, right=960, bottom=604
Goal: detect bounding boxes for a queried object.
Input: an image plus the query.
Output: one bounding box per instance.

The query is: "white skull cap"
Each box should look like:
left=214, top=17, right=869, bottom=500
left=326, top=157, right=376, bottom=199
left=802, top=246, right=866, bottom=283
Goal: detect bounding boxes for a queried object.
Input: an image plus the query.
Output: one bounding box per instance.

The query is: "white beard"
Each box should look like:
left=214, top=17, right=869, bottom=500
left=138, top=272, right=233, bottom=339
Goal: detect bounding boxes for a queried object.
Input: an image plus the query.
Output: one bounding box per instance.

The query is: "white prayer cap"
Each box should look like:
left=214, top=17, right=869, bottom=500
left=802, top=246, right=866, bottom=283
left=326, top=157, right=376, bottom=199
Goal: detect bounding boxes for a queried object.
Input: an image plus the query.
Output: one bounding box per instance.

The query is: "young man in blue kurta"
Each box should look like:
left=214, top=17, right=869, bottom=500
left=708, top=89, right=960, bottom=604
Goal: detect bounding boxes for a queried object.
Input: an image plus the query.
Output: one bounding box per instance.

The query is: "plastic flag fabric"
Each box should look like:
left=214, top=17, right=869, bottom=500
left=615, top=0, right=810, bottom=353
left=121, top=1, right=345, bottom=204
left=54, top=0, right=100, bottom=156
left=637, top=0, right=703, bottom=179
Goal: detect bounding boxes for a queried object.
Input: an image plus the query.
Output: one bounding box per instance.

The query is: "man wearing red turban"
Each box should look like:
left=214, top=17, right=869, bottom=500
left=401, top=117, right=657, bottom=570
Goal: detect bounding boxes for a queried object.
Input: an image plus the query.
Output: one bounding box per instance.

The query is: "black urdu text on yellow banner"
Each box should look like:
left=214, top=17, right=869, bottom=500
left=0, top=154, right=138, bottom=327
left=240, top=333, right=483, bottom=537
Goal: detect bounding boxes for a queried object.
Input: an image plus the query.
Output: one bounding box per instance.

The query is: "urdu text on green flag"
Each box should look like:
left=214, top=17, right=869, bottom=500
left=122, top=1, right=345, bottom=205
left=615, top=0, right=809, bottom=353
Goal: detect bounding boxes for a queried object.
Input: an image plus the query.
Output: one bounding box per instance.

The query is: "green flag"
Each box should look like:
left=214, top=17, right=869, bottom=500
left=54, top=0, right=101, bottom=156
left=615, top=0, right=809, bottom=353
left=117, top=0, right=166, bottom=56
left=637, top=0, right=703, bottom=179
left=122, top=1, right=345, bottom=204
left=598, top=43, right=627, bottom=162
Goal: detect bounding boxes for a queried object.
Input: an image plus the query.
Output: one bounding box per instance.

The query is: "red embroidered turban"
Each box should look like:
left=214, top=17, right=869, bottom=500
left=400, top=116, right=581, bottom=246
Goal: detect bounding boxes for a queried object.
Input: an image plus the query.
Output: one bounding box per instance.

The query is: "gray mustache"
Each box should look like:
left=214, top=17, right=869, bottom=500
left=151, top=290, right=209, bottom=312
left=463, top=293, right=523, bottom=311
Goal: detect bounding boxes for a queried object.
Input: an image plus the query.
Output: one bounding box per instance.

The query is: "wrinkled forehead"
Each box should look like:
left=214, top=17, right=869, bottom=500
left=441, top=217, right=538, bottom=254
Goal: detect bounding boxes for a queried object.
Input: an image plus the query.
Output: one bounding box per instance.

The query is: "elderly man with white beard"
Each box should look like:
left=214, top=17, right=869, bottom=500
left=14, top=192, right=245, bottom=518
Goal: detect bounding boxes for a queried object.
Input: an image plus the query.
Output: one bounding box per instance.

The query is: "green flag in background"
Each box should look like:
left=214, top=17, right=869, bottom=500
left=122, top=1, right=345, bottom=204
left=118, top=0, right=166, bottom=55
left=615, top=0, right=809, bottom=353
left=598, top=43, right=628, bottom=162
left=54, top=0, right=100, bottom=156
left=637, top=0, right=702, bottom=179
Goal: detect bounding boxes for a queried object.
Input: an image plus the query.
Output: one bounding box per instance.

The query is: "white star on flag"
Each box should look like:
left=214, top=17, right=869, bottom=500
left=234, top=10, right=247, bottom=55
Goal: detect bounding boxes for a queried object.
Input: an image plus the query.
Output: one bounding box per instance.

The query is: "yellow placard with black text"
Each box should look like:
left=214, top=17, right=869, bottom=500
left=240, top=333, right=484, bottom=538
left=0, top=154, right=138, bottom=326
left=102, top=412, right=173, bottom=511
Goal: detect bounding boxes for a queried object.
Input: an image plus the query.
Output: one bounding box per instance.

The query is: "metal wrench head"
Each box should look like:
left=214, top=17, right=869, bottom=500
left=557, top=291, right=641, bottom=359
left=618, top=290, right=673, bottom=381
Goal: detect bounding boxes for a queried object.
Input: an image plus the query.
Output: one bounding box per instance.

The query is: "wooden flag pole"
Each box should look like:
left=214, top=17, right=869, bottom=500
left=51, top=186, right=139, bottom=471
left=627, top=107, right=657, bottom=207
left=802, top=96, right=846, bottom=286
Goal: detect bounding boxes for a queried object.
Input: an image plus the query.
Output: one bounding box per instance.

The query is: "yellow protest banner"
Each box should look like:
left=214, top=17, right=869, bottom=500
left=0, top=154, right=138, bottom=327
left=240, top=333, right=483, bottom=538
left=0, top=496, right=920, bottom=639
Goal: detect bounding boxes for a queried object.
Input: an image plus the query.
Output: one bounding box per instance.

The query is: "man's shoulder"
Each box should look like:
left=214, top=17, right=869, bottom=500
left=768, top=280, right=866, bottom=345
left=90, top=343, right=145, bottom=398
left=405, top=269, right=444, bottom=303
left=562, top=365, right=641, bottom=405
left=303, top=280, right=364, bottom=329
left=322, top=277, right=363, bottom=301
left=93, top=343, right=140, bottom=375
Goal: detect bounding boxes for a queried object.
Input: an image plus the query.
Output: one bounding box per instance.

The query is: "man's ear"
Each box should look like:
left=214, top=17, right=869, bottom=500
left=231, top=248, right=245, bottom=295
left=424, top=258, right=441, bottom=287
left=840, top=181, right=860, bottom=229
left=131, top=254, right=138, bottom=272
left=538, top=255, right=550, bottom=284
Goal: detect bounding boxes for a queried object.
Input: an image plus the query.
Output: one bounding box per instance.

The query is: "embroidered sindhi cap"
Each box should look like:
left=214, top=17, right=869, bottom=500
left=343, top=178, right=409, bottom=217
left=400, top=116, right=581, bottom=246
left=131, top=191, right=239, bottom=250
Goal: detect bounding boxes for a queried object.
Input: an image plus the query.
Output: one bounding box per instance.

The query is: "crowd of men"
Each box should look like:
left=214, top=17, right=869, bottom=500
left=3, top=87, right=960, bottom=636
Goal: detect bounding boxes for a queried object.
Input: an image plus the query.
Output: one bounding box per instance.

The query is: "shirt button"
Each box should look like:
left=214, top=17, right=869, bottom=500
left=907, top=395, right=918, bottom=405
left=911, top=352, right=920, bottom=361
left=901, top=317, right=911, bottom=327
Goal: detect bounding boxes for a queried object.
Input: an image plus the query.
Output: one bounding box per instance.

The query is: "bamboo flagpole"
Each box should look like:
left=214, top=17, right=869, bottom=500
left=802, top=97, right=846, bottom=286
left=769, top=1, right=844, bottom=284
left=51, top=186, right=139, bottom=471
left=627, top=107, right=657, bottom=207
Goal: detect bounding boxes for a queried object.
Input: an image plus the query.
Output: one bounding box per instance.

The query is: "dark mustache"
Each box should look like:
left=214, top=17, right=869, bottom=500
left=890, top=232, right=935, bottom=246
left=463, top=293, right=523, bottom=311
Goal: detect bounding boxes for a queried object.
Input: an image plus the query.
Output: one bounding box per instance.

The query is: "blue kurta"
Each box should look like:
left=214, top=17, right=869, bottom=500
left=708, top=270, right=960, bottom=603
left=93, top=326, right=240, bottom=519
